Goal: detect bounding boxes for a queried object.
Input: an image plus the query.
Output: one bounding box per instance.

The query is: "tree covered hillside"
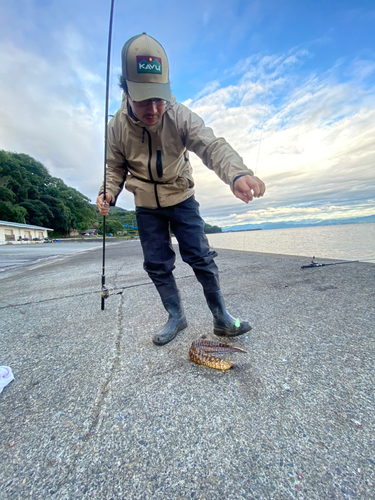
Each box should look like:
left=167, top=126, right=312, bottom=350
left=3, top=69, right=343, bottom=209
left=0, top=150, right=97, bottom=236
left=95, top=205, right=139, bottom=238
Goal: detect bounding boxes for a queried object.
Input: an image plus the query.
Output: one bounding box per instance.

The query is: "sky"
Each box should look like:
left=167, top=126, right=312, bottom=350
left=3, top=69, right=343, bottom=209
left=0, top=0, right=374, bottom=229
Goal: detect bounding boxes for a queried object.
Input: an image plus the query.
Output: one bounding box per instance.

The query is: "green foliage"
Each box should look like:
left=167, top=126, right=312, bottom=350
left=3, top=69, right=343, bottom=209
left=0, top=186, right=15, bottom=203
left=0, top=150, right=97, bottom=235
left=95, top=204, right=139, bottom=237
left=99, top=219, right=126, bottom=235
left=0, top=201, right=27, bottom=223
left=204, top=223, right=222, bottom=233
left=19, top=200, right=53, bottom=227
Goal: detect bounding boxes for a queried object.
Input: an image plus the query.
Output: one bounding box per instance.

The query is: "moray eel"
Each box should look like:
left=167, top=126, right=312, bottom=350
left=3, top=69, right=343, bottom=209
left=189, top=339, right=246, bottom=371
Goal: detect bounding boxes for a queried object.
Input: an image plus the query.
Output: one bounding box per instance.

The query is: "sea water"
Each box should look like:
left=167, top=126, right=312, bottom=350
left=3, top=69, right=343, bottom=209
left=205, top=223, right=375, bottom=263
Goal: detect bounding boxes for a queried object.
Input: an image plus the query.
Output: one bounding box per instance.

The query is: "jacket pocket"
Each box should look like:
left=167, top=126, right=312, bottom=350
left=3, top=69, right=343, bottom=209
left=156, top=150, right=163, bottom=178
left=185, top=171, right=195, bottom=189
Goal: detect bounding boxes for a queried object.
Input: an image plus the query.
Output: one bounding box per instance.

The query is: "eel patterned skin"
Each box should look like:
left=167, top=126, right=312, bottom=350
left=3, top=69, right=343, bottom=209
left=189, top=339, right=246, bottom=371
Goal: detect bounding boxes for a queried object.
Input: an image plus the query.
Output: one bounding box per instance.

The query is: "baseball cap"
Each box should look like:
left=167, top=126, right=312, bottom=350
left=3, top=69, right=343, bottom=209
left=121, top=32, right=172, bottom=102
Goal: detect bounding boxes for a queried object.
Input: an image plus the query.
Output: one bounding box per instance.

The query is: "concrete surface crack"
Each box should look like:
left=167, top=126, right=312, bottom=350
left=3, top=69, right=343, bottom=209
left=86, top=294, right=123, bottom=439
left=52, top=288, right=124, bottom=495
left=0, top=274, right=194, bottom=310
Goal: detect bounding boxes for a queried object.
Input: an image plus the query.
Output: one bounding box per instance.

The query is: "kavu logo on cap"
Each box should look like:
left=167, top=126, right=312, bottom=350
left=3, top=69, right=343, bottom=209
left=136, top=56, right=162, bottom=74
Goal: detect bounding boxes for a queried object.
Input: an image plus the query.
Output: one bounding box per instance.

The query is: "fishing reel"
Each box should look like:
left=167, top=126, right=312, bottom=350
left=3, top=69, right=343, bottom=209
left=101, top=285, right=123, bottom=310
left=101, top=285, right=110, bottom=311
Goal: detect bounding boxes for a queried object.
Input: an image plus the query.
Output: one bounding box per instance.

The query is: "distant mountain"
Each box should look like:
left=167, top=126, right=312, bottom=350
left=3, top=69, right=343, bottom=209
left=222, top=214, right=375, bottom=232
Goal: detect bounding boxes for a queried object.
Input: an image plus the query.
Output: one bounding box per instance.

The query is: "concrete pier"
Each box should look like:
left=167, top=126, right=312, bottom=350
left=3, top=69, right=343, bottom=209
left=0, top=241, right=374, bottom=499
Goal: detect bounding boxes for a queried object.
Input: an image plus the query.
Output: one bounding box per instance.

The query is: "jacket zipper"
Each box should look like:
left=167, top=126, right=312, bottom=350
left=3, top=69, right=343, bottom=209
left=143, top=127, right=161, bottom=208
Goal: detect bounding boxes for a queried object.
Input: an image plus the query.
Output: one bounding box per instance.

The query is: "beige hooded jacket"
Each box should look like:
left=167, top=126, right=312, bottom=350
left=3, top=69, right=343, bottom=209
left=99, top=94, right=254, bottom=209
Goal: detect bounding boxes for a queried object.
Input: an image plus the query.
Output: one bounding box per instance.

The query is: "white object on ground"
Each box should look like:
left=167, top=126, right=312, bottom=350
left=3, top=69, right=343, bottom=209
left=0, top=366, right=14, bottom=393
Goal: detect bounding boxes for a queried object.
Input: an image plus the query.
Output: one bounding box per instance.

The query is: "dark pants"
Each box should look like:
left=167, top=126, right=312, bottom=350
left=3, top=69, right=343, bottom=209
left=136, top=196, right=220, bottom=300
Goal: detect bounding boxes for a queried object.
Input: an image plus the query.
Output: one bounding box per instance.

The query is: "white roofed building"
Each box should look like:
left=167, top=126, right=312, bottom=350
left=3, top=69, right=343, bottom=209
left=0, top=220, right=53, bottom=245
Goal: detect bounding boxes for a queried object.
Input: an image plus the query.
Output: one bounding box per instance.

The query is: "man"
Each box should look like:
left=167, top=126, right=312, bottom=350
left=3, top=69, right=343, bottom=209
left=96, top=33, right=265, bottom=346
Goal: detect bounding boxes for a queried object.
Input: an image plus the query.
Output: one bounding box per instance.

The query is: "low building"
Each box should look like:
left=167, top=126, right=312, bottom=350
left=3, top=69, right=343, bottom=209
left=0, top=220, right=53, bottom=245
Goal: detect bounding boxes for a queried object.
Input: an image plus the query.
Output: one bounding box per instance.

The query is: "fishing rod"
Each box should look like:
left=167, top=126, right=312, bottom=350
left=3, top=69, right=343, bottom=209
left=101, top=0, right=115, bottom=311
left=301, top=257, right=359, bottom=269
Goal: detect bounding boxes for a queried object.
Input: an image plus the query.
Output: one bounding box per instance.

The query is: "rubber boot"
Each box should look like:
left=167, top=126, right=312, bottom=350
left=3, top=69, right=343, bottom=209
left=152, top=293, right=188, bottom=346
left=204, top=290, right=251, bottom=337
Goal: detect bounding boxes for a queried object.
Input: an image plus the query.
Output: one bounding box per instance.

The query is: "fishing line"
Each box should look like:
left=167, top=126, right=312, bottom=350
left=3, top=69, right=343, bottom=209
left=253, top=79, right=268, bottom=177
left=101, top=0, right=115, bottom=311
left=2, top=257, right=373, bottom=310
left=0, top=275, right=195, bottom=310
left=254, top=109, right=265, bottom=177
left=243, top=82, right=268, bottom=251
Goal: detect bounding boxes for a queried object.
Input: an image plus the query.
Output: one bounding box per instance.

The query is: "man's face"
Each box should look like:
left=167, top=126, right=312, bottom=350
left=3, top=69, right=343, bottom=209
left=129, top=97, right=167, bottom=126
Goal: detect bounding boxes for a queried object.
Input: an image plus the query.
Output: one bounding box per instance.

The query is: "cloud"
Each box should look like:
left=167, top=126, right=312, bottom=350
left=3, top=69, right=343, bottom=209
left=205, top=202, right=375, bottom=228
left=0, top=31, right=134, bottom=205
left=185, top=51, right=375, bottom=226
left=0, top=25, right=374, bottom=227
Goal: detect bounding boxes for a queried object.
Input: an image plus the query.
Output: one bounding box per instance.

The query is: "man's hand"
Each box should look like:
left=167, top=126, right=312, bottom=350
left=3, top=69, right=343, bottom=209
left=96, top=193, right=113, bottom=216
left=233, top=175, right=266, bottom=204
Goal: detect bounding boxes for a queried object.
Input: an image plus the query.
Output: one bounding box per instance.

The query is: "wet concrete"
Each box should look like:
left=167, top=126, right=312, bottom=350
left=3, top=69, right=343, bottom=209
left=0, top=241, right=374, bottom=499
